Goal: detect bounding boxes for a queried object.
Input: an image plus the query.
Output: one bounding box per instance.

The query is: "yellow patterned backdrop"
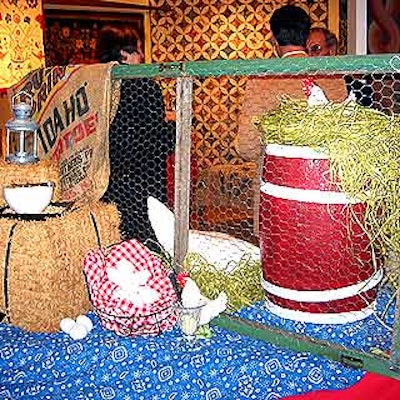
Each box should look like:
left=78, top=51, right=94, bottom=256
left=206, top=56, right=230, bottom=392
left=0, top=0, right=45, bottom=89
left=150, top=0, right=331, bottom=167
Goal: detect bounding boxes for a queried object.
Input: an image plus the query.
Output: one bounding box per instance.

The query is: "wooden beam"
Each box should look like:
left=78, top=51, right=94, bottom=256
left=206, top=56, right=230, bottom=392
left=347, top=0, right=368, bottom=55
left=173, top=77, right=193, bottom=268
left=43, top=0, right=158, bottom=11
left=328, top=0, right=340, bottom=40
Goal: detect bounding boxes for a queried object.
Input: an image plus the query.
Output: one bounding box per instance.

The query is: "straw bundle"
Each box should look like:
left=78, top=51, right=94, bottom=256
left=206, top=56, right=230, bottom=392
left=0, top=160, right=61, bottom=204
left=0, top=201, right=121, bottom=332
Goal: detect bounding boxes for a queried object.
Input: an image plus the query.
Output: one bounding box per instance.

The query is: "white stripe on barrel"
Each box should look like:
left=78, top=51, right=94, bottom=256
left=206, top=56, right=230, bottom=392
left=264, top=300, right=376, bottom=324
left=265, top=144, right=329, bottom=159
left=260, top=181, right=360, bottom=205
left=261, top=269, right=382, bottom=302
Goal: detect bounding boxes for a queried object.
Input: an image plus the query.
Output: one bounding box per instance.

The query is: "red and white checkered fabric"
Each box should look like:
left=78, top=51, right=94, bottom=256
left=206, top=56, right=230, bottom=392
left=84, top=239, right=178, bottom=336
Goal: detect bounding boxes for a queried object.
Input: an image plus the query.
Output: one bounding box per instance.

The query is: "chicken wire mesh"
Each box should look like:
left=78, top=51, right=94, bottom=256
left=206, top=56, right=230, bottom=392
left=101, top=77, right=175, bottom=252
left=110, top=55, right=400, bottom=378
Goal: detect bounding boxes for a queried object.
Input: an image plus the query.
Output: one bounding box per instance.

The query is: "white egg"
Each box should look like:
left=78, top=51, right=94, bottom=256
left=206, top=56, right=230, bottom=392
left=60, top=318, right=76, bottom=334
left=69, top=324, right=88, bottom=340
left=76, top=315, right=94, bottom=333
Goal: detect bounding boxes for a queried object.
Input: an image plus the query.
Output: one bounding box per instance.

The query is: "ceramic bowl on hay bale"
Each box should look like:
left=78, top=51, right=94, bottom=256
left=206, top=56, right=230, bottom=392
left=0, top=159, right=62, bottom=206
left=0, top=201, right=121, bottom=332
left=3, top=182, right=54, bottom=214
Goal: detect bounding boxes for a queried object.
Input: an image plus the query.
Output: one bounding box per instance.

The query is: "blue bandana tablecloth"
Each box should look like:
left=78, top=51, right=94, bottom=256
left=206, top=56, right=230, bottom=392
left=0, top=288, right=395, bottom=400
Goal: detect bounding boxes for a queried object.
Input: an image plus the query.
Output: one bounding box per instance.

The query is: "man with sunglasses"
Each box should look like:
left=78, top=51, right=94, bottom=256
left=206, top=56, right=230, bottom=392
left=307, top=27, right=338, bottom=57
left=305, top=27, right=375, bottom=109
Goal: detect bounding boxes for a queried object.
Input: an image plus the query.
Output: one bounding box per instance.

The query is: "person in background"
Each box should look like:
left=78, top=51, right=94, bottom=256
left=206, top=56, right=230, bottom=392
left=238, top=4, right=312, bottom=161
left=98, top=25, right=175, bottom=250
left=236, top=5, right=311, bottom=236
left=306, top=27, right=338, bottom=56
left=270, top=4, right=311, bottom=59
left=236, top=5, right=347, bottom=237
left=305, top=27, right=374, bottom=108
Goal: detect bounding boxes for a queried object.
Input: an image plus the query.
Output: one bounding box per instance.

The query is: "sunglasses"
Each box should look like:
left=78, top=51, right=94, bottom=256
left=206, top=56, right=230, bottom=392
left=309, top=44, right=322, bottom=54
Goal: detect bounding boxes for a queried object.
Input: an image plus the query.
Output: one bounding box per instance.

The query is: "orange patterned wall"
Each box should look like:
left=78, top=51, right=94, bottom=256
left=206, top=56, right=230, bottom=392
left=150, top=0, right=330, bottom=62
left=149, top=0, right=331, bottom=166
left=0, top=0, right=45, bottom=89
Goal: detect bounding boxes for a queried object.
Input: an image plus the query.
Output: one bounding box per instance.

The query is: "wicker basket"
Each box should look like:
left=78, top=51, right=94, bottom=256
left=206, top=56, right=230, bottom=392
left=83, top=239, right=179, bottom=337
left=88, top=295, right=178, bottom=337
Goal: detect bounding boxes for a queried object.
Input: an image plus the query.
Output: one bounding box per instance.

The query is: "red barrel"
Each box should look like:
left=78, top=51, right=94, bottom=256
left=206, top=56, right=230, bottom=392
left=260, top=144, right=382, bottom=323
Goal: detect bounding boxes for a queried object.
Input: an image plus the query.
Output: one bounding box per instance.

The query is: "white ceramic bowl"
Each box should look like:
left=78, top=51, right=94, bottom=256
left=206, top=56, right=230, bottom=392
left=3, top=182, right=54, bottom=214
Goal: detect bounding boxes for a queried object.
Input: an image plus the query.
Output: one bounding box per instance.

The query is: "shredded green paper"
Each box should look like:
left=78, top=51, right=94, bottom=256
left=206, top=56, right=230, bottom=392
left=184, top=254, right=264, bottom=312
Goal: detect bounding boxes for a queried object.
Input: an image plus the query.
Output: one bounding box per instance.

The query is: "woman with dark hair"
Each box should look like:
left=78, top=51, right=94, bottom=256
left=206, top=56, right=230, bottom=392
left=98, top=25, right=175, bottom=249
left=97, top=25, right=144, bottom=64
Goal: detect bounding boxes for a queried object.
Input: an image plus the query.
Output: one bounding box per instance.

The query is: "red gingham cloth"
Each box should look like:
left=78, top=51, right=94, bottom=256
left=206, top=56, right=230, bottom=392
left=83, top=239, right=178, bottom=336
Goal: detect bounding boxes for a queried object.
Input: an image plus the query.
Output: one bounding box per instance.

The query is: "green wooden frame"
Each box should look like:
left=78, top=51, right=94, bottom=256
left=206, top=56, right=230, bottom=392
left=112, top=54, right=400, bottom=379
left=112, top=54, right=400, bottom=79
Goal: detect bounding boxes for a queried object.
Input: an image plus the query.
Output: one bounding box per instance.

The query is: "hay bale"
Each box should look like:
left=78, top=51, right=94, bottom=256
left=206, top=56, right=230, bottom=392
left=0, top=201, right=121, bottom=332
left=0, top=159, right=62, bottom=205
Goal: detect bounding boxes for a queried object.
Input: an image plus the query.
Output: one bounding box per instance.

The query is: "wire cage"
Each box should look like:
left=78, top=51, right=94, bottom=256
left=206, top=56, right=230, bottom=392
left=106, top=54, right=400, bottom=378
left=87, top=294, right=178, bottom=337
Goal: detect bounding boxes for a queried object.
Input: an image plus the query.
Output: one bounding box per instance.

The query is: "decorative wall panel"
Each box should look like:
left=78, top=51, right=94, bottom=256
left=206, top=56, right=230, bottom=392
left=0, top=0, right=45, bottom=89
left=44, top=10, right=146, bottom=66
left=150, top=0, right=330, bottom=167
